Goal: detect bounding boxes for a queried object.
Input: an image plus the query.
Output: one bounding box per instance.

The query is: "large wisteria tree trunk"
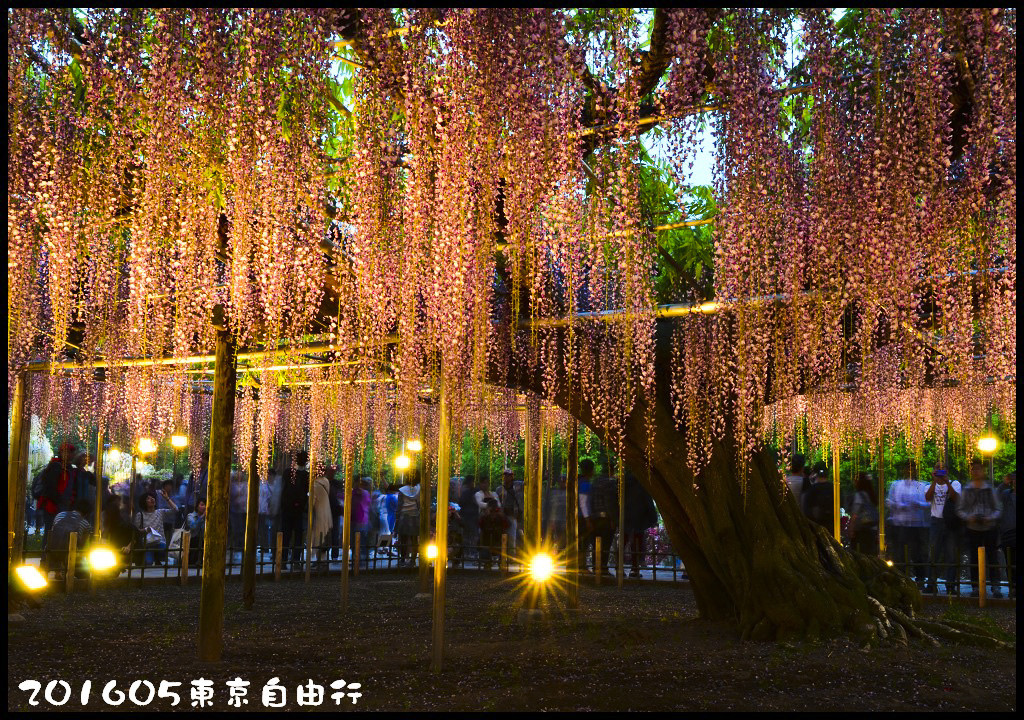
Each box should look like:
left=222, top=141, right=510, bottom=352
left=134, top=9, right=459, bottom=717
left=501, top=322, right=919, bottom=643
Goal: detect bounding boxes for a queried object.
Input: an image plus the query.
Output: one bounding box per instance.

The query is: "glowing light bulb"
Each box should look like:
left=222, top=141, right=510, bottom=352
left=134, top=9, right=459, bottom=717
left=425, top=543, right=438, bottom=560
left=137, top=437, right=157, bottom=455
left=977, top=435, right=998, bottom=455
left=406, top=439, right=423, bottom=453
left=394, top=454, right=411, bottom=471
left=530, top=552, right=554, bottom=583
left=171, top=433, right=188, bottom=449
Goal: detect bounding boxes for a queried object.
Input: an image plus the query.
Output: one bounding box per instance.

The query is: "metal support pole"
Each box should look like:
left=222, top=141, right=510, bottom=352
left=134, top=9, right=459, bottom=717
left=197, top=324, right=237, bottom=662
left=7, top=372, right=31, bottom=568
left=304, top=444, right=317, bottom=583
left=617, top=465, right=625, bottom=588
left=524, top=396, right=541, bottom=550
left=242, top=438, right=260, bottom=609
left=566, top=418, right=580, bottom=609
left=832, top=448, right=841, bottom=543
left=595, top=536, right=602, bottom=585
left=430, top=375, right=451, bottom=673
left=341, top=453, right=352, bottom=612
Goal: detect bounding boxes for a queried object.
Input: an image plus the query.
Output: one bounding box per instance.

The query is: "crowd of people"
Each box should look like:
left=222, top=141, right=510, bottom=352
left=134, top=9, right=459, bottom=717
left=29, top=440, right=1015, bottom=598
left=29, top=443, right=664, bottom=579
left=785, top=454, right=1016, bottom=598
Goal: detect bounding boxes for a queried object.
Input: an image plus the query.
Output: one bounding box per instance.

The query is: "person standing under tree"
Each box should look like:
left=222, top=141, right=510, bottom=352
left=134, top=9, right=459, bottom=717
left=996, top=472, right=1015, bottom=597
left=958, top=458, right=1003, bottom=598
left=279, top=450, right=310, bottom=568
left=395, top=472, right=421, bottom=568
left=925, top=467, right=961, bottom=595
left=623, top=470, right=658, bottom=578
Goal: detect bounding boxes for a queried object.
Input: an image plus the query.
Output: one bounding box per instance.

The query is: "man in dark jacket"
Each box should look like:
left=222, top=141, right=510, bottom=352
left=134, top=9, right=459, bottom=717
left=33, top=442, right=78, bottom=555
left=458, top=475, right=481, bottom=563
left=279, top=450, right=310, bottom=567
left=623, top=471, right=658, bottom=578
left=589, top=470, right=619, bottom=577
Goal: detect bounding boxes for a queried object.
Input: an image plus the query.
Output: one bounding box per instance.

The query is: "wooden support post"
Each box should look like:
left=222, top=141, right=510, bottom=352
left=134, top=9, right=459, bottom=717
left=595, top=536, right=602, bottom=585
left=418, top=427, right=431, bottom=593
left=129, top=455, right=137, bottom=527
left=180, top=531, right=191, bottom=586
left=533, top=404, right=544, bottom=549
left=566, top=418, right=579, bottom=609
left=979, top=546, right=987, bottom=608
left=274, top=531, right=283, bottom=581
left=832, top=448, right=841, bottom=543
left=523, top=402, right=532, bottom=552
left=242, top=441, right=260, bottom=609
left=197, top=324, right=237, bottom=662
left=7, top=372, right=31, bottom=568
left=304, top=444, right=317, bottom=583
left=617, top=465, right=625, bottom=589
left=93, top=428, right=104, bottom=542
left=341, top=453, right=352, bottom=611
left=877, top=440, right=886, bottom=557
left=430, top=375, right=451, bottom=673
left=66, top=531, right=78, bottom=594
left=353, top=531, right=360, bottom=577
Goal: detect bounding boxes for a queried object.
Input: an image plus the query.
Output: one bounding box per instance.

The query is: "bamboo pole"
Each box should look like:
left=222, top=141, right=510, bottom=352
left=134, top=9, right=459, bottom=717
left=566, top=418, right=580, bottom=609
left=341, top=454, right=352, bottom=612
left=305, top=443, right=317, bottom=583
left=197, top=325, right=237, bottom=662
left=7, top=372, right=30, bottom=568
left=66, top=531, right=78, bottom=594
left=430, top=374, right=451, bottom=673
left=242, top=438, right=260, bottom=609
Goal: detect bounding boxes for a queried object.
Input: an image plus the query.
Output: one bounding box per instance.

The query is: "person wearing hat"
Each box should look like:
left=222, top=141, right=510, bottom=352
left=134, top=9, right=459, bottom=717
left=925, top=467, right=962, bottom=595
left=31, top=442, right=78, bottom=557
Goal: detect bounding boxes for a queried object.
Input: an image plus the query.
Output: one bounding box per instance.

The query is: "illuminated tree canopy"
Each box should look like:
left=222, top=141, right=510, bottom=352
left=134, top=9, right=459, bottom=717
left=7, top=8, right=1016, bottom=641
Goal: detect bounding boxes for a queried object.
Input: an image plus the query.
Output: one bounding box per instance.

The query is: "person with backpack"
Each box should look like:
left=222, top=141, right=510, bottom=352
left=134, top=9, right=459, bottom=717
left=32, top=442, right=78, bottom=557
left=958, top=459, right=1003, bottom=598
left=925, top=467, right=962, bottom=595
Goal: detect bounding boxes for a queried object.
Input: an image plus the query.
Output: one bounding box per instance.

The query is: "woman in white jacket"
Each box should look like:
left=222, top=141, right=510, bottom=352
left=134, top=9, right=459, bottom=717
left=310, top=473, right=334, bottom=567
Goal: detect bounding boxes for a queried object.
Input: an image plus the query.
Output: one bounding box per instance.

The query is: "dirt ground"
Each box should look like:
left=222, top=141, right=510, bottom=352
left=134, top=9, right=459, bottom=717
left=7, top=572, right=1016, bottom=712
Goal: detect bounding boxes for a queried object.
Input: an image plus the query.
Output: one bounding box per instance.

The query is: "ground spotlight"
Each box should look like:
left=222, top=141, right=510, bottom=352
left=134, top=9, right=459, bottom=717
left=88, top=546, right=119, bottom=572
left=530, top=552, right=555, bottom=583
left=14, top=565, right=48, bottom=591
